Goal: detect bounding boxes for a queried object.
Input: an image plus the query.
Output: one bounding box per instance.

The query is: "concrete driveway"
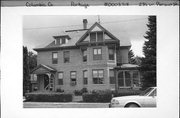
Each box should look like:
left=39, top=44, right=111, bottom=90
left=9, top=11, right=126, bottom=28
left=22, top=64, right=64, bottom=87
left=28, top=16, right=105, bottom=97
left=23, top=102, right=109, bottom=108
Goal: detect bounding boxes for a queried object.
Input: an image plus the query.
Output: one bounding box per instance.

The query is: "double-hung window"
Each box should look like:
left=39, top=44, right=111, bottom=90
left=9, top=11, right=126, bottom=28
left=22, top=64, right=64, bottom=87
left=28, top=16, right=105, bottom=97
left=82, top=48, right=87, bottom=62
left=93, top=48, right=102, bottom=60
left=70, top=71, right=77, bottom=86
left=52, top=52, right=58, bottom=64
left=58, top=72, right=63, bottom=85
left=109, top=69, right=115, bottom=84
left=108, top=48, right=115, bottom=60
left=92, top=70, right=104, bottom=84
left=83, top=70, right=88, bottom=85
left=64, top=51, right=70, bottom=63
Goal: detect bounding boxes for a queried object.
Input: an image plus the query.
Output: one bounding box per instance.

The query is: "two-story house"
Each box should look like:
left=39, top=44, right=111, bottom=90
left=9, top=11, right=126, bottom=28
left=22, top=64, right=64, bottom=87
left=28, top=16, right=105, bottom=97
left=30, top=19, right=141, bottom=93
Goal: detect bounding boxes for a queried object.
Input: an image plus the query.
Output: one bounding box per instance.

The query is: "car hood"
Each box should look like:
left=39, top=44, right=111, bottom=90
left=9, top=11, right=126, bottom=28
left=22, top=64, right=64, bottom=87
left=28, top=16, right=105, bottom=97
left=113, top=95, right=146, bottom=101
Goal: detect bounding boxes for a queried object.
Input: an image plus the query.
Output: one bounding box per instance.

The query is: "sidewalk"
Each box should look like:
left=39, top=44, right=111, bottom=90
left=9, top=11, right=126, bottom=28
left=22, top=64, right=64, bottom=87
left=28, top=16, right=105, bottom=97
left=23, top=102, right=109, bottom=108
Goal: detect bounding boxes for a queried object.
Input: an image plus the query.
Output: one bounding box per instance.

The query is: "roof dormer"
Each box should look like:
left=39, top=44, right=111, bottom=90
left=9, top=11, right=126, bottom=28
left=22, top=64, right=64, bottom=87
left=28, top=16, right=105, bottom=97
left=53, top=35, right=71, bottom=45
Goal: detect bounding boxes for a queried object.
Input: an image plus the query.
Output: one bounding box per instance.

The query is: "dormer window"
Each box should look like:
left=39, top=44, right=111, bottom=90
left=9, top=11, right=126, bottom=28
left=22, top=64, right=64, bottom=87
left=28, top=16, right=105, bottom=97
left=55, top=38, right=67, bottom=45
left=61, top=38, right=66, bottom=44
left=90, top=31, right=103, bottom=42
left=53, top=35, right=70, bottom=45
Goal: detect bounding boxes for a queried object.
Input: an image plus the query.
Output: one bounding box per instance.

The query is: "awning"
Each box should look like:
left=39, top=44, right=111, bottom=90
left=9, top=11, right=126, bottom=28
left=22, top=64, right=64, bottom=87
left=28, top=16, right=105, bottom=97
left=31, top=64, right=57, bottom=74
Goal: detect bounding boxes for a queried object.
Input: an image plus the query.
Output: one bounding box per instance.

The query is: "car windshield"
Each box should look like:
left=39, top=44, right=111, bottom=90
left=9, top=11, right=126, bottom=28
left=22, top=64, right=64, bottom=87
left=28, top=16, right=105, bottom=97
left=139, top=88, right=154, bottom=96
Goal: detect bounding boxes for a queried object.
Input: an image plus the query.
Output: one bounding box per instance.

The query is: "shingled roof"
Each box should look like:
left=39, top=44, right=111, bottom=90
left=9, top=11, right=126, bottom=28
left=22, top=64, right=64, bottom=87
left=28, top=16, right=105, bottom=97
left=34, top=22, right=131, bottom=51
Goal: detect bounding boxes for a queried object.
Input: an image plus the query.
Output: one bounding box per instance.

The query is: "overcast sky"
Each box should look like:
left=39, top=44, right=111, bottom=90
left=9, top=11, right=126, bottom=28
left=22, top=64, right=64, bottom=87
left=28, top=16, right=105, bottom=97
left=23, top=15, right=148, bottom=57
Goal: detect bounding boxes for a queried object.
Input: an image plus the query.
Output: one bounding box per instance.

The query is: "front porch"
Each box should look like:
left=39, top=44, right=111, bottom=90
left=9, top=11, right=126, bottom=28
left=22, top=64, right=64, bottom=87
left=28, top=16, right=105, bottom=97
left=30, top=64, right=57, bottom=92
left=114, top=64, right=141, bottom=92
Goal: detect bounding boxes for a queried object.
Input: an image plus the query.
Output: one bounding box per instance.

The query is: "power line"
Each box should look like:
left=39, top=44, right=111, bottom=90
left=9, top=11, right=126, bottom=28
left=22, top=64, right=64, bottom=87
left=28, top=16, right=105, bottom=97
left=23, top=18, right=147, bottom=30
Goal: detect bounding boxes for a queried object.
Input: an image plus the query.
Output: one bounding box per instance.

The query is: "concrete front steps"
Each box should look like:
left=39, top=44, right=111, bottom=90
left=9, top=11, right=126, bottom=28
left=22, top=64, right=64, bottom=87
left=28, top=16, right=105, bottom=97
left=72, top=95, right=83, bottom=102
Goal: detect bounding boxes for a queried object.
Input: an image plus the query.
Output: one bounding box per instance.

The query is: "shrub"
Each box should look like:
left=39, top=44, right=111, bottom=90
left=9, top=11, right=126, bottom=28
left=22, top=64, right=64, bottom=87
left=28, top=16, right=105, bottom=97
left=114, top=89, right=142, bottom=97
left=74, top=88, right=88, bottom=96
left=74, top=90, right=82, bottom=96
left=82, top=90, right=112, bottom=103
left=25, top=92, right=72, bottom=102
left=56, top=88, right=64, bottom=93
left=81, top=87, right=88, bottom=93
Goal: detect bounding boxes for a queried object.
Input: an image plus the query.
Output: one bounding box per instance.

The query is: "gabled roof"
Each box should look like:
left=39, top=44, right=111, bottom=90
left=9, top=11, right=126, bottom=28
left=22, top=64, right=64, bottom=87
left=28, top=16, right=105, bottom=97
left=76, top=22, right=120, bottom=44
left=34, top=22, right=131, bottom=51
left=31, top=64, right=57, bottom=74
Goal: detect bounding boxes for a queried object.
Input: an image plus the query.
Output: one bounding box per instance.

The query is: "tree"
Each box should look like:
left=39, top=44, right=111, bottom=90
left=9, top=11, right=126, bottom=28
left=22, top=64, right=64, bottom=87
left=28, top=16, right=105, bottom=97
left=141, top=16, right=156, bottom=89
left=23, top=46, right=30, bottom=95
left=28, top=51, right=37, bottom=72
left=128, top=49, right=136, bottom=64
left=134, top=56, right=142, bottom=66
left=23, top=47, right=37, bottom=95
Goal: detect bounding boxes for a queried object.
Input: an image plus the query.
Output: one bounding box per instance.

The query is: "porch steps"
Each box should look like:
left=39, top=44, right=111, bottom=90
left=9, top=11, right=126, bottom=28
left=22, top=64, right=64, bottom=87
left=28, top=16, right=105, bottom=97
left=72, top=96, right=83, bottom=102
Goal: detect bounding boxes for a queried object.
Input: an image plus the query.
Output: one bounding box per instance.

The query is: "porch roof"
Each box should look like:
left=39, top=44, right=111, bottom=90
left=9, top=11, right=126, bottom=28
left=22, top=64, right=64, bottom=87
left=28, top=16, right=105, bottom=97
left=114, top=64, right=140, bottom=70
left=31, top=64, right=57, bottom=74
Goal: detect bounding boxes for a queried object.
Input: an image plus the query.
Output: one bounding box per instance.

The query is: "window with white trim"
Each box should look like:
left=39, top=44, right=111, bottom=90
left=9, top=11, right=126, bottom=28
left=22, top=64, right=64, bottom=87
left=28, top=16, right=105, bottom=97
left=83, top=70, right=88, bottom=85
left=92, top=70, right=104, bottom=84
left=64, top=51, right=70, bottom=63
left=58, top=72, right=63, bottom=85
left=93, top=48, right=102, bottom=60
left=108, top=48, right=115, bottom=60
left=109, top=69, right=115, bottom=84
left=52, top=52, right=58, bottom=64
left=82, top=48, right=87, bottom=62
left=70, top=71, right=77, bottom=86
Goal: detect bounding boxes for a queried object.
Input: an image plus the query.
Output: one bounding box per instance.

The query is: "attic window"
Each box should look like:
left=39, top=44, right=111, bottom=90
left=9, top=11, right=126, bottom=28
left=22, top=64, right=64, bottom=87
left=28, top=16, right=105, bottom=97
left=90, top=31, right=103, bottom=42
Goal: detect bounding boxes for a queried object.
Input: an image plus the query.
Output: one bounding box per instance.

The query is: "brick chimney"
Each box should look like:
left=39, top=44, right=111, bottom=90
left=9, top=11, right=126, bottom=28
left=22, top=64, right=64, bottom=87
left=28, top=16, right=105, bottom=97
left=83, top=19, right=88, bottom=29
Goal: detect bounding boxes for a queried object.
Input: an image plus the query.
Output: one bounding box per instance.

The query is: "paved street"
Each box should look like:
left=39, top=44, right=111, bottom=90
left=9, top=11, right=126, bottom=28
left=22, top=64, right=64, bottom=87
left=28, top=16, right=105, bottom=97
left=23, top=102, right=110, bottom=108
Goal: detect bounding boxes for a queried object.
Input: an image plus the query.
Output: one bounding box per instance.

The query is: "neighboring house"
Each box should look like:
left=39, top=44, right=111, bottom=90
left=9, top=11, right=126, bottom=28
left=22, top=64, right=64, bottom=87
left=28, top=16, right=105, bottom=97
left=30, top=19, right=141, bottom=93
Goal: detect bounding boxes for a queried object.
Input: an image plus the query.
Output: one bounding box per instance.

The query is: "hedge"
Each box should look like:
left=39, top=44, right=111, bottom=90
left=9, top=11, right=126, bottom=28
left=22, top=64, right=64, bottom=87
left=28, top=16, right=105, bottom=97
left=82, top=90, right=112, bottom=103
left=74, top=88, right=88, bottom=96
left=25, top=92, right=73, bottom=102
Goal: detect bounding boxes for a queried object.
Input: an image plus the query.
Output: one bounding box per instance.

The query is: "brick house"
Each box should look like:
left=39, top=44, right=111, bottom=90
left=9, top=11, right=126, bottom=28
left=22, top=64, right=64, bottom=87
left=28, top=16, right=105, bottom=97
left=30, top=19, right=141, bottom=93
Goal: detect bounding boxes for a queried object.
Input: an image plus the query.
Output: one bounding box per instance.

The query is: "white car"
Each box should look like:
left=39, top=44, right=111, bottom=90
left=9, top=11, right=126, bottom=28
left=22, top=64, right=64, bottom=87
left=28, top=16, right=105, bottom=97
left=109, top=87, right=156, bottom=108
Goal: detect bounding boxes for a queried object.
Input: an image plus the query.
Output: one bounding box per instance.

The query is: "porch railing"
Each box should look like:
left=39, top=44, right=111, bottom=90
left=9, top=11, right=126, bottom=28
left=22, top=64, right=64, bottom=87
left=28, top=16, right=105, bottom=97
left=44, top=84, right=50, bottom=90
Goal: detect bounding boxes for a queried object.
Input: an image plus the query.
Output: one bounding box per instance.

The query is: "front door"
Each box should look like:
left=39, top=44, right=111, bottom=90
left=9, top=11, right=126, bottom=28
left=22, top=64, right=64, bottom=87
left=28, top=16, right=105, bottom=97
left=44, top=75, right=49, bottom=90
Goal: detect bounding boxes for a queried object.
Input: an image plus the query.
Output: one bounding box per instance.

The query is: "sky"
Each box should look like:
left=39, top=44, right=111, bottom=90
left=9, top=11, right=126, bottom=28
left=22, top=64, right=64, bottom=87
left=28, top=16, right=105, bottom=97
left=23, top=15, right=148, bottom=57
